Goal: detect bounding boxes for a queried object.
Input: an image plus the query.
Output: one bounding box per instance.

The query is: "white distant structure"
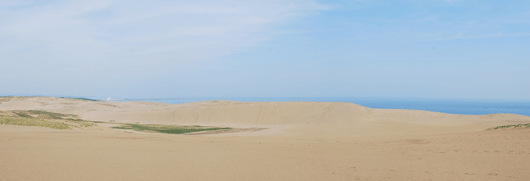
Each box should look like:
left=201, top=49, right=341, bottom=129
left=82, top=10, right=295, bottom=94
left=107, top=97, right=111, bottom=102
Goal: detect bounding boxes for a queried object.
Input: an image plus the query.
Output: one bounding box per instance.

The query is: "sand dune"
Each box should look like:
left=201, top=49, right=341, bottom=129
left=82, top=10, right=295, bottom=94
left=2, top=97, right=530, bottom=180
left=1, top=97, right=528, bottom=136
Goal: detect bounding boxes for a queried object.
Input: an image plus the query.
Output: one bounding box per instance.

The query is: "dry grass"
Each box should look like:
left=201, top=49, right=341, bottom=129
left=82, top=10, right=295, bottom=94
left=0, top=96, right=35, bottom=104
left=0, top=116, right=70, bottom=129
left=0, top=97, right=12, bottom=104
left=0, top=110, right=95, bottom=130
left=1, top=110, right=235, bottom=134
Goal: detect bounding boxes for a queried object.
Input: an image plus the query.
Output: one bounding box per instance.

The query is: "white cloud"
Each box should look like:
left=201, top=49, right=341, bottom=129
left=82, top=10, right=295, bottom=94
left=0, top=0, right=328, bottom=66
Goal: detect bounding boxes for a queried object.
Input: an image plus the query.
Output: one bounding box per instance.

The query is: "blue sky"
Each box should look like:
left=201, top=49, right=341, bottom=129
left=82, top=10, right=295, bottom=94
left=1, top=0, right=529, bottom=100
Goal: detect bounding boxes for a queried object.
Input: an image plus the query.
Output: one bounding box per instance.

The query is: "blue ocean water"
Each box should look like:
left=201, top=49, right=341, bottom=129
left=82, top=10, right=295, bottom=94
left=113, top=97, right=530, bottom=116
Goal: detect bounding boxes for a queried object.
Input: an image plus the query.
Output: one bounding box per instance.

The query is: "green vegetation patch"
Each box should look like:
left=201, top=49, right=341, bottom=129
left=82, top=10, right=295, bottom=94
left=12, top=110, right=33, bottom=118
left=487, top=123, right=530, bottom=130
left=11, top=110, right=78, bottom=119
left=28, top=110, right=70, bottom=119
left=0, top=116, right=70, bottom=129
left=1, top=109, right=232, bottom=135
left=0, top=110, right=96, bottom=129
left=112, top=123, right=231, bottom=134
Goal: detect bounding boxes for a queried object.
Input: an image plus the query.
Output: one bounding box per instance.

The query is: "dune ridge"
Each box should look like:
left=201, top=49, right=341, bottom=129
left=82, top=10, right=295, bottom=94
left=1, top=97, right=529, bottom=136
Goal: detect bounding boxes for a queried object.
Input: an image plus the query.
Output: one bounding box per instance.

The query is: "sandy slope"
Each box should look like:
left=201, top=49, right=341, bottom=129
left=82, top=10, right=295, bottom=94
left=1, top=97, right=528, bottom=135
left=1, top=97, right=530, bottom=180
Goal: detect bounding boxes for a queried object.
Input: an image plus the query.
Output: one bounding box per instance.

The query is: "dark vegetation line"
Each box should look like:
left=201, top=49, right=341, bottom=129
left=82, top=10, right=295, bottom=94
left=112, top=124, right=231, bottom=134
left=64, top=97, right=99, bottom=101
left=487, top=123, right=530, bottom=130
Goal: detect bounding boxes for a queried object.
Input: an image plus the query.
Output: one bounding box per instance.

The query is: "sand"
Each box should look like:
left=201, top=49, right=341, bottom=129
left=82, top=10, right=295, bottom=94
left=1, top=97, right=530, bottom=180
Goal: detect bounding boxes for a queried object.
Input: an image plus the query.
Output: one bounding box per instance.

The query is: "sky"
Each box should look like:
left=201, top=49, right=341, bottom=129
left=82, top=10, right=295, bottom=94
left=1, top=0, right=529, bottom=100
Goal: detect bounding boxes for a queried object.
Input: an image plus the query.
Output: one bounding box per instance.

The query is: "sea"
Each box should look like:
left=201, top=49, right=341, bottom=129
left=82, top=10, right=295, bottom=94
left=106, top=97, right=530, bottom=117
